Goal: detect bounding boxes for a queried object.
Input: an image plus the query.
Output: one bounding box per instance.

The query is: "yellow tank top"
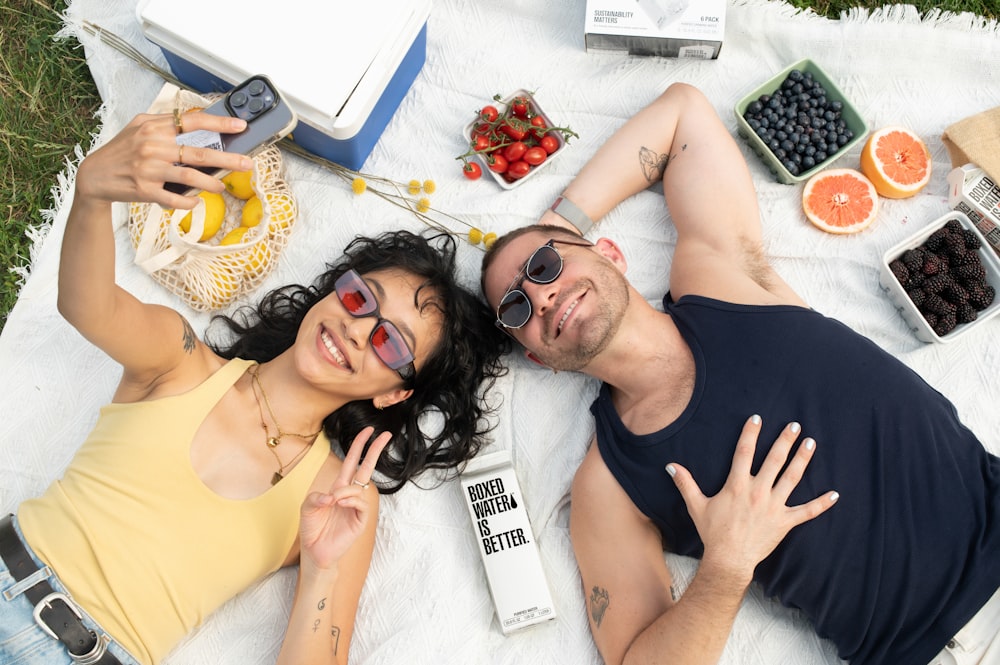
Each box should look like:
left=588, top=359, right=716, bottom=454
left=18, top=358, right=330, bottom=665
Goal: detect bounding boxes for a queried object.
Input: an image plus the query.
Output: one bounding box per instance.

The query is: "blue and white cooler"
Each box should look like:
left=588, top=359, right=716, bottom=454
left=136, top=0, right=431, bottom=170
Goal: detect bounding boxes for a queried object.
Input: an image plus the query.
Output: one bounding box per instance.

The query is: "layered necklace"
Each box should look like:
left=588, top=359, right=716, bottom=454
left=248, top=364, right=322, bottom=485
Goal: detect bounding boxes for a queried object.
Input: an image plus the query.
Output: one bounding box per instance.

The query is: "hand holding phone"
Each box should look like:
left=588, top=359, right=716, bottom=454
left=166, top=74, right=297, bottom=195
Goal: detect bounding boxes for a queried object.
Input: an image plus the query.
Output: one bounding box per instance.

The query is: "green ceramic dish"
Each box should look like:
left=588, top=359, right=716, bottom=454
left=734, top=58, right=869, bottom=185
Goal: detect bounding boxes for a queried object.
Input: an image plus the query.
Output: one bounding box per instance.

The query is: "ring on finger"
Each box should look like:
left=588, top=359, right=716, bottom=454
left=173, top=107, right=184, bottom=134
left=177, top=144, right=185, bottom=163
left=352, top=479, right=370, bottom=489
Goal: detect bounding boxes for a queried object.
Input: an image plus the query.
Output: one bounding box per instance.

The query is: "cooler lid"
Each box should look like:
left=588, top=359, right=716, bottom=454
left=137, top=0, right=426, bottom=126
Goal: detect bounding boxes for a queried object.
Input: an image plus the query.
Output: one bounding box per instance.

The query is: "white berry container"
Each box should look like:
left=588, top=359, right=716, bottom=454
left=461, top=89, right=568, bottom=190
left=879, top=211, right=1000, bottom=343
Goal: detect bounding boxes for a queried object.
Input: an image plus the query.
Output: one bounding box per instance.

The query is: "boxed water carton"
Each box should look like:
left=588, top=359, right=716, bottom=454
left=584, top=0, right=726, bottom=58
left=947, top=164, right=1000, bottom=258
left=136, top=0, right=430, bottom=170
left=460, top=450, right=556, bottom=634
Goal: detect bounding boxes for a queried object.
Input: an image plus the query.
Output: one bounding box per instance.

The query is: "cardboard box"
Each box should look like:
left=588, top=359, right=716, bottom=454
left=136, top=0, right=430, bottom=170
left=948, top=164, right=1000, bottom=258
left=460, top=450, right=556, bottom=634
left=584, top=0, right=725, bottom=58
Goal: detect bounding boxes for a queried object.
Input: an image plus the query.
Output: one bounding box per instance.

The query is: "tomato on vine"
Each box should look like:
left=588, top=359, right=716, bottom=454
left=463, top=162, right=483, bottom=180
left=539, top=134, right=560, bottom=155
left=479, top=105, right=499, bottom=123
left=487, top=153, right=509, bottom=174
left=523, top=146, right=547, bottom=166
left=507, top=160, right=531, bottom=179
left=511, top=96, right=530, bottom=117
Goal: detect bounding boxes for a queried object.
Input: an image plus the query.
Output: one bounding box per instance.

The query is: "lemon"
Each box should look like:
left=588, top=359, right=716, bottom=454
left=180, top=191, right=226, bottom=242
left=220, top=226, right=250, bottom=245
left=243, top=242, right=273, bottom=280
left=207, top=264, right=240, bottom=309
left=222, top=170, right=255, bottom=200
left=241, top=196, right=264, bottom=228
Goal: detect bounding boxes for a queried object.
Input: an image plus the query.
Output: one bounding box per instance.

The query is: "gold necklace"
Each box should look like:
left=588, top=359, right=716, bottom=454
left=248, top=364, right=322, bottom=485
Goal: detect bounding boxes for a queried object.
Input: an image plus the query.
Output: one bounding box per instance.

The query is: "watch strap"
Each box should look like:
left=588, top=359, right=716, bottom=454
left=550, top=195, right=594, bottom=235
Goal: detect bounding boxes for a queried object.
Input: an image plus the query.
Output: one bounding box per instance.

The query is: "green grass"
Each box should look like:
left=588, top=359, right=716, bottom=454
left=0, top=0, right=997, bottom=331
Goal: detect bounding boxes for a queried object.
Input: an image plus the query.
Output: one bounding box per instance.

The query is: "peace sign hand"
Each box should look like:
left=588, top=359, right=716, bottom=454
left=666, top=415, right=839, bottom=588
left=299, top=426, right=392, bottom=572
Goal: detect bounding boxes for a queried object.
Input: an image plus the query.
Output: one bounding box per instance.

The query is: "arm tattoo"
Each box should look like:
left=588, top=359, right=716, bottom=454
left=178, top=313, right=197, bottom=354
left=590, top=586, right=610, bottom=628
left=639, top=147, right=669, bottom=183
left=317, top=597, right=327, bottom=610
left=330, top=626, right=341, bottom=655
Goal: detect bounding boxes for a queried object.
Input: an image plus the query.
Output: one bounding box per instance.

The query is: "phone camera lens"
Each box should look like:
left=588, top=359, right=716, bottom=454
left=247, top=80, right=266, bottom=96
left=230, top=91, right=248, bottom=108
left=248, top=98, right=264, bottom=113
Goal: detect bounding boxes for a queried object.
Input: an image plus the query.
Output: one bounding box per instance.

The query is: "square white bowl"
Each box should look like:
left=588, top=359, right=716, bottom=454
left=879, top=211, right=1000, bottom=343
left=461, top=89, right=568, bottom=190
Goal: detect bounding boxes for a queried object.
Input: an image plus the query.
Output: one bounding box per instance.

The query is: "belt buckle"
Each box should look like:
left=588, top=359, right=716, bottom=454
left=33, top=591, right=82, bottom=640
left=32, top=592, right=110, bottom=665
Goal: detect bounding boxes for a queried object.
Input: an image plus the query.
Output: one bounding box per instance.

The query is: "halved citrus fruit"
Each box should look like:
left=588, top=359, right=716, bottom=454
left=859, top=126, right=932, bottom=199
left=802, top=168, right=879, bottom=234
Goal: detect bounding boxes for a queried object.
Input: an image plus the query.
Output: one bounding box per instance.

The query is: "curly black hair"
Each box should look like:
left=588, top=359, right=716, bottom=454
left=207, top=230, right=511, bottom=493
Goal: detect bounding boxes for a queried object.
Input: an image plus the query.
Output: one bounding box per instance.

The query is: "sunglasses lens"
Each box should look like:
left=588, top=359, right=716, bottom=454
left=526, top=245, right=563, bottom=284
left=497, top=290, right=531, bottom=329
left=335, top=271, right=377, bottom=316
left=370, top=321, right=414, bottom=370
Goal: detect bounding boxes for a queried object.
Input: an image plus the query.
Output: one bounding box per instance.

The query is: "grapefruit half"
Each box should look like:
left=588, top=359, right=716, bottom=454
left=859, top=126, right=932, bottom=199
left=802, top=168, right=879, bottom=234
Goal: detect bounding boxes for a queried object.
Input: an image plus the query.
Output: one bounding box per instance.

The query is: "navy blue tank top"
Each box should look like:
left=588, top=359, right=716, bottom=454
left=593, top=295, right=1000, bottom=664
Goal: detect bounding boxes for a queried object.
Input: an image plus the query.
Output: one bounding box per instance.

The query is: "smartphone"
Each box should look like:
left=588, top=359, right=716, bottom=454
left=165, top=74, right=298, bottom=195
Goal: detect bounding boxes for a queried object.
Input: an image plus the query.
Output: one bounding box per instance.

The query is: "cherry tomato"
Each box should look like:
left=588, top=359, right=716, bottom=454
left=472, top=122, right=491, bottom=136
left=511, top=96, right=530, bottom=118
left=472, top=134, right=491, bottom=153
left=479, top=105, right=499, bottom=123
left=498, top=120, right=528, bottom=141
left=529, top=115, right=548, bottom=139
left=463, top=162, right=482, bottom=180
left=539, top=134, right=560, bottom=155
left=504, top=141, right=528, bottom=162
left=523, top=146, right=547, bottom=166
left=507, top=160, right=531, bottom=180
left=487, top=153, right=509, bottom=174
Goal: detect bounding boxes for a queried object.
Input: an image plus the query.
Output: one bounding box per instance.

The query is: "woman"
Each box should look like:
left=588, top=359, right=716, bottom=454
left=0, top=110, right=508, bottom=665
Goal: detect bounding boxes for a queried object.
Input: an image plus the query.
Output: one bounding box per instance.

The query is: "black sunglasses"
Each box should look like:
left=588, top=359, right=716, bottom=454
left=495, top=237, right=594, bottom=330
left=334, top=269, right=416, bottom=384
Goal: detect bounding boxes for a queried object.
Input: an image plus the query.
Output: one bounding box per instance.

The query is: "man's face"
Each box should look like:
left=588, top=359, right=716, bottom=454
left=483, top=231, right=629, bottom=371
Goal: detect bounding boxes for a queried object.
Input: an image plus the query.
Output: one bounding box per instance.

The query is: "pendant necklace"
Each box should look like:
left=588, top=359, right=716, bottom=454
left=248, top=364, right=322, bottom=485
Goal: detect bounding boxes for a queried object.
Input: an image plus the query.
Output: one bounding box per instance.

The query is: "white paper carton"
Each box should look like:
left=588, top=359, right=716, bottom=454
left=460, top=450, right=556, bottom=634
left=584, top=0, right=725, bottom=58
left=948, top=164, right=1000, bottom=258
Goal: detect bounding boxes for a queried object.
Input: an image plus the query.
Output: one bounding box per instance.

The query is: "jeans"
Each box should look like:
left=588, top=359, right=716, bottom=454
left=928, top=585, right=1000, bottom=665
left=0, top=516, right=140, bottom=665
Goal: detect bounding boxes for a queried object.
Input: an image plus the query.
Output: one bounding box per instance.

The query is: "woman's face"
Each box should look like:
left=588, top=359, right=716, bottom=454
left=293, top=268, right=443, bottom=400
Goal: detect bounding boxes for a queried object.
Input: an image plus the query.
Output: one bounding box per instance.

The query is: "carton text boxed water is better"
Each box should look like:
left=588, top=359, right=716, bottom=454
left=585, top=0, right=726, bottom=58
left=460, top=450, right=556, bottom=634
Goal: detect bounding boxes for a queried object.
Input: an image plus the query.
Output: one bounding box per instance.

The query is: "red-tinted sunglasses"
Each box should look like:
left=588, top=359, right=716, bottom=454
left=334, top=269, right=416, bottom=384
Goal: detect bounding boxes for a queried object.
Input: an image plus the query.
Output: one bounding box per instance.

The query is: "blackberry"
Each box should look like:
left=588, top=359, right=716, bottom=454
left=962, top=229, right=982, bottom=250
left=924, top=228, right=950, bottom=252
left=901, top=248, right=925, bottom=272
left=944, top=218, right=964, bottom=234
left=889, top=260, right=909, bottom=285
left=905, top=287, right=927, bottom=308
left=953, top=250, right=982, bottom=268
left=921, top=254, right=942, bottom=276
left=944, top=233, right=968, bottom=259
left=933, top=313, right=958, bottom=337
left=943, top=282, right=970, bottom=305
left=968, top=283, right=996, bottom=311
left=954, top=263, right=986, bottom=284
left=956, top=303, right=978, bottom=324
left=923, top=293, right=953, bottom=315
left=921, top=273, right=952, bottom=294
left=922, top=311, right=939, bottom=328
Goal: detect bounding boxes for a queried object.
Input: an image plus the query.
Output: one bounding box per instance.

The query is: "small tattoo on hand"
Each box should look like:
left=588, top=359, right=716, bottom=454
left=317, top=597, right=326, bottom=610
left=590, top=586, right=610, bottom=627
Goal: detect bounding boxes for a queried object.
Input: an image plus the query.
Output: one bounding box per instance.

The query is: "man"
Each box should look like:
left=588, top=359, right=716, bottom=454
left=480, top=83, right=1000, bottom=664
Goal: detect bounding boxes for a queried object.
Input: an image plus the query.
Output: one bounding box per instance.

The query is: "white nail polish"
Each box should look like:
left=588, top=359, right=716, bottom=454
left=789, top=422, right=801, bottom=434
left=830, top=492, right=840, bottom=503
left=803, top=438, right=815, bottom=451
left=665, top=464, right=677, bottom=477
left=751, top=414, right=761, bottom=425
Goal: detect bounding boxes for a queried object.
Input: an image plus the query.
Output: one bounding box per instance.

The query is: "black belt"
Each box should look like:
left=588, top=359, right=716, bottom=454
left=0, top=515, right=123, bottom=665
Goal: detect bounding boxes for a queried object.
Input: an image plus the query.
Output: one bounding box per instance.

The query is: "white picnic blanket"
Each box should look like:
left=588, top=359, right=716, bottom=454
left=2, top=0, right=999, bottom=663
